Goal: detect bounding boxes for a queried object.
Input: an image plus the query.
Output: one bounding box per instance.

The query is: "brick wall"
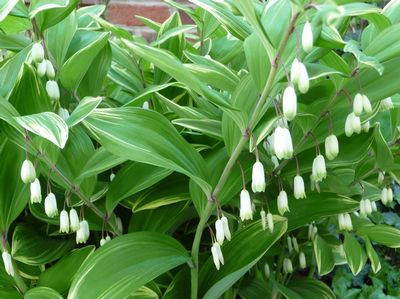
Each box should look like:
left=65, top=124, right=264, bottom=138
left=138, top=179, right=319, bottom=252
left=80, top=0, right=193, bottom=39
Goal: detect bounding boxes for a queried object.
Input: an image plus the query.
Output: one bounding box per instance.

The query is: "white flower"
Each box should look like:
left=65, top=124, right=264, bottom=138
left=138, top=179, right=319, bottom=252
left=59, top=210, right=69, bottom=233
left=381, top=187, right=388, bottom=205
left=345, top=113, right=354, bottom=137
left=105, top=235, right=111, bottom=242
left=44, top=193, right=58, bottom=217
left=378, top=171, right=385, bottom=184
left=302, top=21, right=313, bottom=53
left=267, top=212, right=274, bottom=232
left=283, top=258, right=293, bottom=274
left=69, top=208, right=80, bottom=232
left=297, top=62, right=309, bottom=94
left=251, top=161, right=266, bottom=193
left=287, top=236, right=293, bottom=253
left=142, top=101, right=149, bottom=109
left=299, top=251, right=306, bottom=269
left=100, top=238, right=107, bottom=246
left=32, top=43, right=44, bottom=63
left=76, top=220, right=90, bottom=244
left=215, top=219, right=224, bottom=245
left=282, top=85, right=297, bottom=121
left=381, top=97, right=394, bottom=111
left=351, top=113, right=361, bottom=134
left=325, top=134, right=339, bottom=160
left=45, top=60, right=55, bottom=79
left=293, top=175, right=306, bottom=199
left=339, top=213, right=353, bottom=231
left=362, top=95, right=372, bottom=114
left=260, top=210, right=266, bottom=230
left=362, top=121, right=370, bottom=133
left=46, top=80, right=60, bottom=101
left=110, top=173, right=115, bottom=182
left=387, top=187, right=393, bottom=203
left=312, top=155, right=326, bottom=182
left=292, top=237, right=299, bottom=253
left=290, top=58, right=300, bottom=84
left=353, top=93, right=363, bottom=116
left=211, top=242, right=224, bottom=270
left=364, top=199, right=372, bottom=215
left=21, top=159, right=36, bottom=184
left=371, top=201, right=377, bottom=212
left=2, top=251, right=14, bottom=277
left=58, top=107, right=69, bottom=121
left=240, top=189, right=253, bottom=221
left=37, top=60, right=47, bottom=77
left=277, top=190, right=289, bottom=215
left=344, top=213, right=353, bottom=230
left=274, top=127, right=293, bottom=160
left=264, top=263, right=270, bottom=278
left=30, top=178, right=42, bottom=203
left=221, top=216, right=231, bottom=241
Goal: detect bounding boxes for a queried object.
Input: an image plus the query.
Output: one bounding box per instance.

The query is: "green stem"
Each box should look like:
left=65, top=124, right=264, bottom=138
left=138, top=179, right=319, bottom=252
left=189, top=13, right=300, bottom=299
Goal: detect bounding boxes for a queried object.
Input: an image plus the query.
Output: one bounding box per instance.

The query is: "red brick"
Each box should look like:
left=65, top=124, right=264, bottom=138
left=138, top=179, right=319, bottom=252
left=107, top=3, right=171, bottom=26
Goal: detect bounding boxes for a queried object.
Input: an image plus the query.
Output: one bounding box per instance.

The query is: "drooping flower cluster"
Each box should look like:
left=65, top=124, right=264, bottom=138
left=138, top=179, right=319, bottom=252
left=338, top=213, right=353, bottom=231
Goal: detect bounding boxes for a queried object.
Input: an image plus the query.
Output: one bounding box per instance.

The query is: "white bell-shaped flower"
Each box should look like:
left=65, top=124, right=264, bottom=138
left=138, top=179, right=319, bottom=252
left=69, top=208, right=80, bottom=232
left=351, top=113, right=361, bottom=134
left=387, top=187, right=393, bottom=203
left=380, top=97, right=394, bottom=111
left=378, top=171, right=385, bottom=184
left=44, top=193, right=58, bottom=217
left=46, top=80, right=60, bottom=101
left=267, top=212, right=274, bottom=232
left=100, top=238, right=107, bottom=246
left=221, top=216, right=231, bottom=241
left=325, top=134, right=339, bottom=160
left=277, top=190, right=289, bottom=215
left=287, top=236, right=293, bottom=253
left=359, top=199, right=367, bottom=217
left=282, top=85, right=297, bottom=121
left=353, top=93, right=364, bottom=116
left=260, top=210, right=266, bottom=230
left=362, top=95, right=372, bottom=114
left=297, top=62, right=309, bottom=94
left=142, top=101, right=149, bottom=109
left=362, top=121, right=370, bottom=133
left=37, top=60, right=47, bottom=77
left=215, top=219, right=225, bottom=245
left=76, top=220, right=90, bottom=244
left=251, top=161, right=266, bottom=193
left=211, top=242, right=224, bottom=270
left=292, top=237, right=299, bottom=253
left=299, top=251, right=306, bottom=269
left=344, top=213, right=353, bottom=231
left=32, top=43, right=44, bottom=63
left=240, top=189, right=253, bottom=221
left=58, top=107, right=69, bottom=121
left=302, top=21, right=313, bottom=53
left=274, top=127, right=293, bottom=160
left=283, top=258, right=293, bottom=274
left=30, top=178, right=42, bottom=203
left=338, top=214, right=346, bottom=230
left=345, top=113, right=354, bottom=137
left=110, top=173, right=115, bottom=182
left=105, top=235, right=111, bottom=242
left=2, top=251, right=14, bottom=277
left=371, top=201, right=377, bottom=212
left=381, top=187, right=388, bottom=205
left=264, top=264, right=270, bottom=278
left=293, top=175, right=306, bottom=199
left=59, top=210, right=69, bottom=233
left=45, top=60, right=55, bottom=79
left=364, top=199, right=372, bottom=215
left=290, top=58, right=300, bottom=84
left=312, top=155, right=327, bottom=182
left=21, top=159, right=36, bottom=184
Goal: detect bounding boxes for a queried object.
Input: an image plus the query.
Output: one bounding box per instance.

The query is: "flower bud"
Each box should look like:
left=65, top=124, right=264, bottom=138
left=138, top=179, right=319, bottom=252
left=364, top=199, right=372, bottom=215
left=277, top=190, right=289, bottom=215
left=297, top=62, right=309, bottom=94
left=37, top=60, right=47, bottom=77
left=251, top=161, right=266, bottom=193
left=21, top=159, right=36, bottom=184
left=221, top=216, right=231, bottom=241
left=299, top=251, right=306, bottom=269
left=287, top=236, right=293, bottom=253
left=302, top=21, right=313, bottom=53
left=58, top=107, right=69, bottom=121
left=362, top=95, right=372, bottom=114
left=292, top=237, right=299, bottom=253
left=387, top=187, right=393, bottom=203
left=290, top=58, right=300, bottom=84
left=30, top=178, right=42, bottom=203
left=359, top=199, right=367, bottom=217
left=344, top=213, right=353, bottom=231
left=345, top=114, right=354, bottom=137
left=362, top=121, right=370, bottom=133
left=353, top=93, right=364, bottom=116
left=371, top=201, right=377, bottom=212
left=69, top=208, right=80, bottom=232
left=380, top=97, right=394, bottom=111
left=338, top=214, right=346, bottom=230
left=76, top=220, right=90, bottom=244
left=45, top=60, right=55, bottom=79
left=378, top=171, right=385, bottom=185
left=2, top=251, right=14, bottom=277
left=59, top=210, right=69, bottom=233
left=100, top=238, right=107, bottom=246
left=211, top=242, right=224, bottom=270
left=46, top=80, right=60, bottom=102
left=283, top=258, right=293, bottom=274
left=264, top=263, right=270, bottom=278
left=274, top=127, right=293, bottom=160
left=110, top=173, right=115, bottom=182
left=293, top=175, right=306, bottom=199
left=32, top=43, right=44, bottom=63
left=312, top=155, right=326, bottom=182
left=381, top=187, right=388, bottom=205
left=260, top=210, right=266, bottom=230
left=240, top=189, right=253, bottom=221
left=282, top=85, right=297, bottom=121
left=215, top=219, right=224, bottom=245
left=267, top=212, right=274, bottom=232
left=351, top=113, right=361, bottom=134
left=142, top=101, right=149, bottom=109
left=325, top=134, right=339, bottom=160
left=44, top=193, right=58, bottom=217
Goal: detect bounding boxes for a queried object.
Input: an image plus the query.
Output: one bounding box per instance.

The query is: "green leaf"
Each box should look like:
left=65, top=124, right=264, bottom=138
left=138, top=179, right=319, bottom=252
left=15, top=112, right=69, bottom=149
left=287, top=278, right=335, bottom=299
left=83, top=107, right=211, bottom=196
left=343, top=232, right=367, bottom=275
left=357, top=224, right=400, bottom=248
left=364, top=236, right=381, bottom=274
left=38, top=246, right=95, bottom=295
left=172, top=118, right=222, bottom=139
left=0, top=0, right=19, bottom=22
left=66, top=96, right=102, bottom=127
left=344, top=40, right=384, bottom=75
left=60, top=32, right=109, bottom=92
left=68, top=232, right=189, bottom=299
left=313, top=235, right=335, bottom=275
left=372, top=123, right=394, bottom=169
left=29, top=0, right=69, bottom=18
left=199, top=217, right=287, bottom=298
left=24, top=286, right=62, bottom=299
left=12, top=224, right=75, bottom=265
